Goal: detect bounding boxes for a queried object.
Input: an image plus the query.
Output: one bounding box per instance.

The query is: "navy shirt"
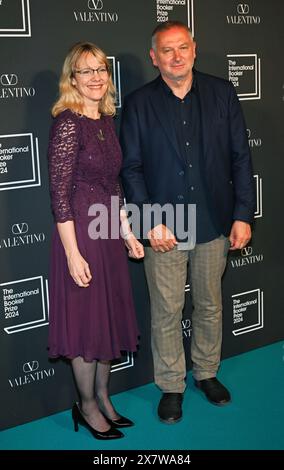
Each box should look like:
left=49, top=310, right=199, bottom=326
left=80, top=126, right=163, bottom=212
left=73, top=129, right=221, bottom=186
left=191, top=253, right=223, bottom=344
left=161, top=76, right=220, bottom=244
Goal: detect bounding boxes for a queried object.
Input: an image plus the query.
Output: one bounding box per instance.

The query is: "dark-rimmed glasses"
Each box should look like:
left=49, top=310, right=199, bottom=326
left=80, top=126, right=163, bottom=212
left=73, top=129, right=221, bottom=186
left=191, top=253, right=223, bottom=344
left=74, top=67, right=108, bottom=78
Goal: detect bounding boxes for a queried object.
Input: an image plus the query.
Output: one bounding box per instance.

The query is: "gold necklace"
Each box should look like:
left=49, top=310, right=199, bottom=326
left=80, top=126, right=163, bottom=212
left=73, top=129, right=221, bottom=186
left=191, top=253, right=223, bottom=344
left=97, top=129, right=105, bottom=141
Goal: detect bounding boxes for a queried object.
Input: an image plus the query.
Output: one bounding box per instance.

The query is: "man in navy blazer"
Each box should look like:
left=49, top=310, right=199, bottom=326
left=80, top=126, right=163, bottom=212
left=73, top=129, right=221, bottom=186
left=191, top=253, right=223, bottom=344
left=120, top=21, right=255, bottom=424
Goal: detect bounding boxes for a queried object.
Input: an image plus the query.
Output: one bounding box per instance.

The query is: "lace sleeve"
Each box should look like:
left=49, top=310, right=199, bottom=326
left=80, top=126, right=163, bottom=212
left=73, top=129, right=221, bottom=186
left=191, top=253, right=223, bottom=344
left=107, top=116, right=124, bottom=209
left=116, top=178, right=125, bottom=209
left=48, top=113, right=79, bottom=222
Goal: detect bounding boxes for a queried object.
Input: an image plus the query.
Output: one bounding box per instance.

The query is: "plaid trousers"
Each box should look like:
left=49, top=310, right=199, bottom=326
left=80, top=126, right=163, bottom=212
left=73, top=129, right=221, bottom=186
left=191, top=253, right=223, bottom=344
left=144, top=236, right=229, bottom=392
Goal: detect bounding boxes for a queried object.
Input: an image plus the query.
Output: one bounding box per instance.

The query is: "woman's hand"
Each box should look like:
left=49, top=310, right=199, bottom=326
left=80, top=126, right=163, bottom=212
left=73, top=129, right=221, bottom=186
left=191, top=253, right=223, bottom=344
left=67, top=251, right=92, bottom=287
left=120, top=209, right=144, bottom=258
left=124, top=233, right=144, bottom=259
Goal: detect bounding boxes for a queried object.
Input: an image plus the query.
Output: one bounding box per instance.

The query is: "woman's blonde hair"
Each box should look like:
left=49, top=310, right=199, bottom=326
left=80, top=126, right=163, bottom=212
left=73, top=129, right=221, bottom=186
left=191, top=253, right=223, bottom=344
left=52, top=41, right=116, bottom=117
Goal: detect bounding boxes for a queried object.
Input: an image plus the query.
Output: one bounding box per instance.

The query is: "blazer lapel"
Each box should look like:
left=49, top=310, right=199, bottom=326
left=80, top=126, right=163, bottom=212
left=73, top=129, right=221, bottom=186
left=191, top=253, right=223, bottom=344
left=196, top=72, right=217, bottom=161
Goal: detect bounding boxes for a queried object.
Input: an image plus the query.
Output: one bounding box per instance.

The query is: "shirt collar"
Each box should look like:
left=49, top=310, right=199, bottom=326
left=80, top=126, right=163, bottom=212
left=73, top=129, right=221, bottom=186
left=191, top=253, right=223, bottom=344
left=160, top=71, right=197, bottom=98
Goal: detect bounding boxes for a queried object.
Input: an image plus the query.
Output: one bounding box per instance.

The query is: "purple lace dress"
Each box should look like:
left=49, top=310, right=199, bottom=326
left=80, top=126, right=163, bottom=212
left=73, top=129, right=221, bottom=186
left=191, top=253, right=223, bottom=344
left=48, top=109, right=139, bottom=361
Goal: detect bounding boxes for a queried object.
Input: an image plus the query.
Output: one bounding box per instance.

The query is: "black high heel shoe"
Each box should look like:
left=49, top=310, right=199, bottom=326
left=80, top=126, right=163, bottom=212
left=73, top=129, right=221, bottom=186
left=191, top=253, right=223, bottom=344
left=103, top=413, right=134, bottom=428
left=72, top=403, right=124, bottom=440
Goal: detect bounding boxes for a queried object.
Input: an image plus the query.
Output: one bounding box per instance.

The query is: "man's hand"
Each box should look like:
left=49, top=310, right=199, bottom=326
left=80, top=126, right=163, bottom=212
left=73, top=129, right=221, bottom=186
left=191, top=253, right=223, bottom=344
left=229, top=220, right=252, bottom=250
left=147, top=224, right=178, bottom=252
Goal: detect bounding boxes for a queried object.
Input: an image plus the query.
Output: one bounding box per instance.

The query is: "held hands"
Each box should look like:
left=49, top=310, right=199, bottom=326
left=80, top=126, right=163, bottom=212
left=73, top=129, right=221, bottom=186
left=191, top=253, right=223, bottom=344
left=67, top=250, right=92, bottom=287
left=124, top=232, right=144, bottom=259
left=229, top=220, right=252, bottom=250
left=147, top=224, right=178, bottom=252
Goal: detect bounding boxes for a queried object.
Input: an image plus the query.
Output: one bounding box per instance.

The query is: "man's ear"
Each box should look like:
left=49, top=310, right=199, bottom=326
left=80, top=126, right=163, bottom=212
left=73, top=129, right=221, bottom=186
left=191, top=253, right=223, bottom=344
left=193, top=41, right=197, bottom=60
left=150, top=48, right=157, bottom=66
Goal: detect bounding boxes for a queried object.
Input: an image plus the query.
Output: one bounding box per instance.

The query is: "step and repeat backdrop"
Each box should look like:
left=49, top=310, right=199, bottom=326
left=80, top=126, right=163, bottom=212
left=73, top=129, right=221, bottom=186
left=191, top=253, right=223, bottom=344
left=0, top=0, right=283, bottom=429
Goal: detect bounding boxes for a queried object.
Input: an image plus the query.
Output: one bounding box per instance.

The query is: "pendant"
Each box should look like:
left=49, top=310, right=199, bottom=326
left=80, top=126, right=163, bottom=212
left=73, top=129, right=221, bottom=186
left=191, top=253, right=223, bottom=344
left=97, top=129, right=105, bottom=141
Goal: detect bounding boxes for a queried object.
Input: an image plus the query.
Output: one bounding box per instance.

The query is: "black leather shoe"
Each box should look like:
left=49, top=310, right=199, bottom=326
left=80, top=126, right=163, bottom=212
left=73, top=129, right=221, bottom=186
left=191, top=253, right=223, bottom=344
left=103, top=414, right=134, bottom=428
left=194, top=378, right=231, bottom=406
left=72, top=403, right=124, bottom=440
left=158, top=393, right=183, bottom=424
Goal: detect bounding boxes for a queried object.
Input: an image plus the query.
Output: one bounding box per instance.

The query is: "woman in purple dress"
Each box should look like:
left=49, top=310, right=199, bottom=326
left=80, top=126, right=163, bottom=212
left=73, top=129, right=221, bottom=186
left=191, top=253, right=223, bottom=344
left=48, top=42, right=144, bottom=440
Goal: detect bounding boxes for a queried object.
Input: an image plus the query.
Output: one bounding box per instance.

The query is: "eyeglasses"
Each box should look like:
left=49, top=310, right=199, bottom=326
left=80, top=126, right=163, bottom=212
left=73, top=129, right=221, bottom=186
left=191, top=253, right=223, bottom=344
left=74, top=66, right=108, bottom=78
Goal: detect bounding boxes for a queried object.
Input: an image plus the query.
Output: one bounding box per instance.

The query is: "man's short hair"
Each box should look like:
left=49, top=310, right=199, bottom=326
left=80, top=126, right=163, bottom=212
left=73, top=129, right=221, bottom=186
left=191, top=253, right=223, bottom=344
left=151, top=21, right=192, bottom=49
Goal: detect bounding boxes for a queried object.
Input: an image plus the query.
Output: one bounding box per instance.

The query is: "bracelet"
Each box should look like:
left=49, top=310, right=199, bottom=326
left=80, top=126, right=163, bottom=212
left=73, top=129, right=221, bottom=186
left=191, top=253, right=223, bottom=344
left=123, top=230, right=133, bottom=240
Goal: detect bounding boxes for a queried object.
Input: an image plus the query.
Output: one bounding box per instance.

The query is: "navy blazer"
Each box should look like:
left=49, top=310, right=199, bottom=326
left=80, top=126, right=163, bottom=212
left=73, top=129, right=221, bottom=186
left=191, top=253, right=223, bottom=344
left=120, top=71, right=256, bottom=238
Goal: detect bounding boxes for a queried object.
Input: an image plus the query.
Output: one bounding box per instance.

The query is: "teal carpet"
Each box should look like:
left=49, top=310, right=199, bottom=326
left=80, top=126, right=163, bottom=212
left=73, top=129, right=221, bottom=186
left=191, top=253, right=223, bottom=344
left=1, top=341, right=283, bottom=450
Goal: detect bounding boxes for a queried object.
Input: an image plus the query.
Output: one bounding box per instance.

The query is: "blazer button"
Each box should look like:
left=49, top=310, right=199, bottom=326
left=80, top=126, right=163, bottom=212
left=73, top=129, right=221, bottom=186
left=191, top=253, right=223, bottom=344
left=179, top=170, right=184, bottom=176
left=177, top=194, right=184, bottom=200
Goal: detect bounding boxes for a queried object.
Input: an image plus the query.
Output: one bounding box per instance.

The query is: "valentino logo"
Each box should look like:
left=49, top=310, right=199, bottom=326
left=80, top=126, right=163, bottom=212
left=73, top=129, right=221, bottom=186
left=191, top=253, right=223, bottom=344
left=227, top=2, right=260, bottom=25
left=11, top=222, right=29, bottom=235
left=241, top=246, right=253, bottom=257
left=181, top=318, right=192, bottom=338
left=0, top=74, right=18, bottom=86
left=23, top=361, right=39, bottom=373
left=230, top=242, right=263, bottom=268
left=0, top=220, right=45, bottom=249
left=237, top=4, right=249, bottom=15
left=182, top=319, right=191, bottom=329
left=246, top=128, right=262, bottom=148
left=88, top=0, right=103, bottom=10
left=9, top=359, right=55, bottom=387
left=74, top=0, right=118, bottom=24
left=0, top=74, right=36, bottom=99
left=230, top=245, right=263, bottom=268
